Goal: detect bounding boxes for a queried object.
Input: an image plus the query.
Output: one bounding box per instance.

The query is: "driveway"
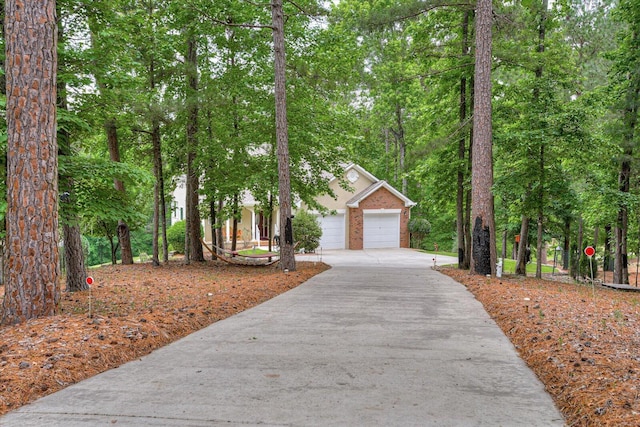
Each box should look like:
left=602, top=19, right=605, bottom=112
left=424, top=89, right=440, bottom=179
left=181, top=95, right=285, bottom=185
left=0, top=249, right=563, bottom=426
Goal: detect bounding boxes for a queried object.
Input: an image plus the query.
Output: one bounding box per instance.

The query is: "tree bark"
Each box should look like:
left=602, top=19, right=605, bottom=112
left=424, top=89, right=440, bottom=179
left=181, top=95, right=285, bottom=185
left=57, top=13, right=88, bottom=291
left=2, top=0, right=60, bottom=324
left=516, top=216, right=529, bottom=276
left=613, top=69, right=639, bottom=283
left=105, top=119, right=134, bottom=265
left=470, top=0, right=496, bottom=276
left=563, top=218, right=570, bottom=270
left=232, top=194, right=239, bottom=252
left=463, top=76, right=474, bottom=270
left=604, top=224, right=613, bottom=273
left=456, top=11, right=470, bottom=269
left=63, top=223, right=88, bottom=292
left=150, top=119, right=168, bottom=265
left=533, top=0, right=548, bottom=280
left=271, top=0, right=296, bottom=271
left=185, top=33, right=204, bottom=263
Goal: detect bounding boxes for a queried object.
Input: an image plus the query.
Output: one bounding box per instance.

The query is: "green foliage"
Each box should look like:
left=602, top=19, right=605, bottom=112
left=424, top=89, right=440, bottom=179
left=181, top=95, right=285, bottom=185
left=408, top=217, right=431, bottom=249
left=292, top=211, right=322, bottom=253
left=166, top=221, right=186, bottom=254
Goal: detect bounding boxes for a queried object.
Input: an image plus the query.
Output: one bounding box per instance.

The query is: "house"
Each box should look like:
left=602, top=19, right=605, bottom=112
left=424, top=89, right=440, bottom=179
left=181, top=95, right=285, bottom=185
left=171, top=164, right=416, bottom=250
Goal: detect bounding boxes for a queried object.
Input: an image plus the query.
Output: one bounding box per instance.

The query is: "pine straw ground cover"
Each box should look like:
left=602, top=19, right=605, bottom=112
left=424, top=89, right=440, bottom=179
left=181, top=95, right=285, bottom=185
left=0, top=260, right=329, bottom=416
left=441, top=268, right=640, bottom=427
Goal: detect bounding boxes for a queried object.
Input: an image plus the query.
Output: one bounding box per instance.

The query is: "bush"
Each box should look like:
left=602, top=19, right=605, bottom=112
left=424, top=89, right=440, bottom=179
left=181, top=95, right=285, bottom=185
left=292, top=211, right=322, bottom=253
left=408, top=217, right=431, bottom=249
left=166, top=220, right=186, bottom=253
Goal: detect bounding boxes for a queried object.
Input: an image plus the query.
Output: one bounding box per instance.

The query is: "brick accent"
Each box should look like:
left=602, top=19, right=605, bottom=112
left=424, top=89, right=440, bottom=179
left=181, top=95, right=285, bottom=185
left=349, top=187, right=411, bottom=249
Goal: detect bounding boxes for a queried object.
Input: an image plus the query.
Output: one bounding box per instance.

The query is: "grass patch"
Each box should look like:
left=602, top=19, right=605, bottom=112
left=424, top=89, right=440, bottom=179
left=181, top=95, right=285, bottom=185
left=501, top=258, right=553, bottom=274
left=237, top=248, right=272, bottom=256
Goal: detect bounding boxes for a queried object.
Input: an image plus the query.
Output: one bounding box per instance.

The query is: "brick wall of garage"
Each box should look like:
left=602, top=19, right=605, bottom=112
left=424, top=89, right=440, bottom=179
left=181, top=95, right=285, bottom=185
left=349, top=187, right=411, bottom=250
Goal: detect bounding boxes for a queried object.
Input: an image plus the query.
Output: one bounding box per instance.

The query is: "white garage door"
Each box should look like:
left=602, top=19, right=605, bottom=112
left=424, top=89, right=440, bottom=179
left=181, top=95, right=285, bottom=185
left=363, top=213, right=400, bottom=249
left=317, top=214, right=345, bottom=250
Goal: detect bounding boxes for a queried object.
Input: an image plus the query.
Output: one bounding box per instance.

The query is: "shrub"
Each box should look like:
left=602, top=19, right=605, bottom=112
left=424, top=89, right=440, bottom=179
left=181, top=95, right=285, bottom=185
left=292, top=211, right=322, bottom=253
left=166, top=220, right=186, bottom=253
left=408, top=217, right=431, bottom=249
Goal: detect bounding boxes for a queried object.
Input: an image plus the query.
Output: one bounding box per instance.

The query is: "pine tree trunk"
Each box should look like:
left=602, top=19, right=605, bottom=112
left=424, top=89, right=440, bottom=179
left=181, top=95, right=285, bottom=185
left=613, top=71, right=639, bottom=283
left=63, top=223, right=88, bottom=292
left=2, top=0, right=60, bottom=324
left=516, top=216, right=529, bottom=276
left=563, top=218, right=570, bottom=270
left=232, top=194, right=239, bottom=252
left=457, top=11, right=470, bottom=269
left=57, top=16, right=88, bottom=290
left=470, top=0, right=496, bottom=276
left=271, top=0, right=296, bottom=271
left=576, top=217, right=584, bottom=278
left=217, top=199, right=225, bottom=250
left=185, top=34, right=204, bottom=263
left=536, top=213, right=543, bottom=279
left=463, top=77, right=474, bottom=270
left=105, top=119, right=134, bottom=265
left=151, top=120, right=167, bottom=265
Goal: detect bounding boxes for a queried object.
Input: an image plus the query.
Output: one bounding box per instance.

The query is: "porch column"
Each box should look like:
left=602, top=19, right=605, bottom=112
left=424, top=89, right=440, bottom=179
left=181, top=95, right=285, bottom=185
left=249, top=209, right=254, bottom=241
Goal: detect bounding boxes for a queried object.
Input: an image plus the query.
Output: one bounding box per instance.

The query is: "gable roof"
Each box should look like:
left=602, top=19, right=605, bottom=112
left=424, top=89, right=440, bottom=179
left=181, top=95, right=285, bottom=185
left=329, top=163, right=379, bottom=184
left=346, top=180, right=417, bottom=208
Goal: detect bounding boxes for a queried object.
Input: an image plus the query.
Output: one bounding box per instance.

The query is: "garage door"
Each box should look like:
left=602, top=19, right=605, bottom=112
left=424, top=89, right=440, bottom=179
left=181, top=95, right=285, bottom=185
left=363, top=213, right=400, bottom=249
left=317, top=214, right=345, bottom=250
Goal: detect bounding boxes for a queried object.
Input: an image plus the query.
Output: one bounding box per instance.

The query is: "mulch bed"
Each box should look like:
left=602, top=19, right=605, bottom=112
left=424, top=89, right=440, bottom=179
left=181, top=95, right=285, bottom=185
left=441, top=268, right=640, bottom=427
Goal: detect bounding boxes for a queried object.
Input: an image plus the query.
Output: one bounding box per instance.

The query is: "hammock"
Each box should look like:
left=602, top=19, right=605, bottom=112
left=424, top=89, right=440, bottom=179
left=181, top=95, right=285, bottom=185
left=200, top=239, right=280, bottom=267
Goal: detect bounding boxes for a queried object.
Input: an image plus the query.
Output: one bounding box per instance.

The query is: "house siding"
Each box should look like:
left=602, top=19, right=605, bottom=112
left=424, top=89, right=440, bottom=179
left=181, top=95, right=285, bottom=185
left=349, top=186, right=411, bottom=250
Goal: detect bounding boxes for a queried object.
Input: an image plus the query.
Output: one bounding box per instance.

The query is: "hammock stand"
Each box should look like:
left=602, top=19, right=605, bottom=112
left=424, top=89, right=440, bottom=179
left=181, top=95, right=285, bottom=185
left=201, top=238, right=280, bottom=267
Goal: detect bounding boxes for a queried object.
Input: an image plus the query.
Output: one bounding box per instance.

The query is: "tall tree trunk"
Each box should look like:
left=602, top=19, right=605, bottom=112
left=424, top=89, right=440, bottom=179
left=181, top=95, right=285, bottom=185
left=104, top=119, right=134, bottom=265
left=232, top=194, right=239, bottom=252
left=268, top=193, right=274, bottom=252
left=470, top=0, right=496, bottom=276
left=62, top=223, right=87, bottom=291
left=501, top=230, right=508, bottom=260
left=151, top=120, right=168, bottom=265
left=614, top=67, right=639, bottom=283
left=217, top=199, right=225, bottom=250
left=536, top=212, right=544, bottom=279
left=604, top=224, right=612, bottom=273
left=563, top=218, right=570, bottom=270
left=271, top=0, right=296, bottom=271
left=185, top=33, right=204, bottom=263
left=516, top=216, right=529, bottom=275
left=463, top=76, right=474, bottom=270
left=562, top=218, right=571, bottom=270
left=533, top=0, right=548, bottom=280
left=2, top=0, right=60, bottom=324
left=576, top=217, right=584, bottom=278
left=57, top=13, right=88, bottom=291
left=210, top=199, right=217, bottom=250
left=457, top=11, right=470, bottom=269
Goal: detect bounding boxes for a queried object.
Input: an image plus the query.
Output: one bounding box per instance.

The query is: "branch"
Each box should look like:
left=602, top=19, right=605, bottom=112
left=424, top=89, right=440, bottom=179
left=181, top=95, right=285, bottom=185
left=365, top=1, right=473, bottom=28
left=190, top=4, right=274, bottom=30
left=286, top=0, right=328, bottom=18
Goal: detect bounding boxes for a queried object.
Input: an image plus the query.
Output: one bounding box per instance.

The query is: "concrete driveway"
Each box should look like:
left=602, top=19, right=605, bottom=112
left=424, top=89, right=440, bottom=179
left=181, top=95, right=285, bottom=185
left=1, top=249, right=564, bottom=426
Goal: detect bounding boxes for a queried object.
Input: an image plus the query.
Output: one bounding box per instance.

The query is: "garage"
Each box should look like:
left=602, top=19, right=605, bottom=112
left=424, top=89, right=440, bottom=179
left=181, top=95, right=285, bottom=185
left=317, top=213, right=345, bottom=250
left=363, top=211, right=400, bottom=249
